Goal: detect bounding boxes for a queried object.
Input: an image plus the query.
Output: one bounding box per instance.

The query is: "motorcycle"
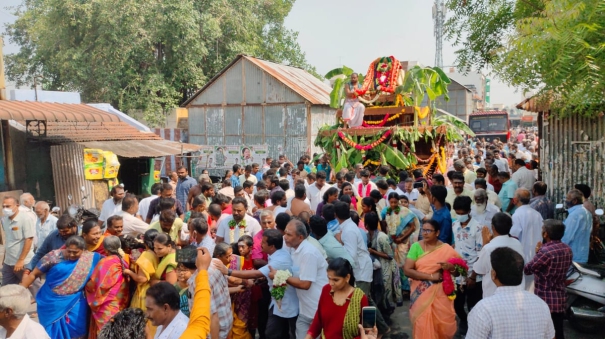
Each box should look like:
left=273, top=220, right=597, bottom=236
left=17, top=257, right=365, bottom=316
left=67, top=186, right=100, bottom=225
left=565, top=208, right=605, bottom=333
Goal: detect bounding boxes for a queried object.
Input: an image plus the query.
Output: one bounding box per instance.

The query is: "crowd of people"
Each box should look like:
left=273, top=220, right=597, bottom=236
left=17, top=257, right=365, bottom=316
left=0, top=127, right=598, bottom=339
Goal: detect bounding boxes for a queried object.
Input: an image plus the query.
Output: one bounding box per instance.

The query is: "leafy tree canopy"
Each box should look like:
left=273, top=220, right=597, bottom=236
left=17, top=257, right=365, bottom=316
left=445, top=0, right=605, bottom=116
left=4, top=0, right=318, bottom=125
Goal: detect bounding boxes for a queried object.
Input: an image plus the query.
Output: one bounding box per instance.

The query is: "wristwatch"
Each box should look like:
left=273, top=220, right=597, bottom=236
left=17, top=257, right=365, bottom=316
left=228, top=269, right=233, bottom=276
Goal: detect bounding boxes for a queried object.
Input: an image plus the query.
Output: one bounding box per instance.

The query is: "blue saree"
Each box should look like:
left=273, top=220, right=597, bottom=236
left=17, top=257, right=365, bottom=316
left=36, top=249, right=101, bottom=339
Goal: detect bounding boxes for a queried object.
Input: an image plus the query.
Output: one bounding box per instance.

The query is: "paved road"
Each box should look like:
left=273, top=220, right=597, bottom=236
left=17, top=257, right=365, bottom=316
left=387, top=299, right=602, bottom=339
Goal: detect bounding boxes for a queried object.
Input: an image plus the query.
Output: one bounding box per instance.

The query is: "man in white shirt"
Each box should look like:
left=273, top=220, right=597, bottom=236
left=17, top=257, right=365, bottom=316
left=33, top=201, right=57, bottom=250
left=0, top=285, right=50, bottom=339
left=511, top=159, right=536, bottom=191
left=305, top=170, right=331, bottom=212
left=215, top=197, right=261, bottom=244
left=467, top=247, right=555, bottom=339
left=451, top=196, right=484, bottom=336
left=473, top=212, right=525, bottom=298
left=270, top=219, right=327, bottom=339
left=355, top=170, right=377, bottom=199
left=138, top=183, right=161, bottom=220
left=474, top=179, right=501, bottom=209
left=239, top=165, right=258, bottom=185
left=510, top=188, right=543, bottom=291
left=121, top=194, right=150, bottom=237
left=493, top=152, right=509, bottom=173
left=98, top=185, right=125, bottom=227
left=471, top=189, right=499, bottom=233
left=353, top=163, right=364, bottom=184
left=402, top=178, right=419, bottom=204
left=145, top=282, right=189, bottom=339
left=18, top=193, right=37, bottom=226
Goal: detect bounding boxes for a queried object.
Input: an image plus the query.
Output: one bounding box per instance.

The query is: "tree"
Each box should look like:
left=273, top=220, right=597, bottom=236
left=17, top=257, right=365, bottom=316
left=4, top=0, right=318, bottom=125
left=445, top=0, right=605, bottom=116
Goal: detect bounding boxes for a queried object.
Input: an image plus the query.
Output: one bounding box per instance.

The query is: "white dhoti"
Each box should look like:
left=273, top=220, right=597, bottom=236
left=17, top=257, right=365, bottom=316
left=343, top=99, right=365, bottom=127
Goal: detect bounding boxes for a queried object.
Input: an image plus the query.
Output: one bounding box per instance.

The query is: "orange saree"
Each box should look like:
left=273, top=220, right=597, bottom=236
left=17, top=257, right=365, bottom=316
left=409, top=244, right=459, bottom=339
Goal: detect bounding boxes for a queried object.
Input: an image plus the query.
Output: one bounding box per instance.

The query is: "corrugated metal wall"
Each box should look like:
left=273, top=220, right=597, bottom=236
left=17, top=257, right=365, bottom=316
left=152, top=128, right=187, bottom=174
left=50, top=143, right=95, bottom=211
left=186, top=57, right=328, bottom=162
left=311, top=106, right=338, bottom=155
left=542, top=114, right=605, bottom=206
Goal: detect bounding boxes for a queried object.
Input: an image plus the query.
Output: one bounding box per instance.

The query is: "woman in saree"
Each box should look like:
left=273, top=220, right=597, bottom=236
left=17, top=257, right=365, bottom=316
left=403, top=220, right=460, bottom=339
left=339, top=182, right=359, bottom=211
left=21, top=235, right=101, bottom=339
left=229, top=235, right=256, bottom=339
left=82, top=218, right=106, bottom=256
left=366, top=212, right=403, bottom=313
left=380, top=193, right=418, bottom=294
left=85, top=236, right=130, bottom=339
left=305, top=258, right=369, bottom=339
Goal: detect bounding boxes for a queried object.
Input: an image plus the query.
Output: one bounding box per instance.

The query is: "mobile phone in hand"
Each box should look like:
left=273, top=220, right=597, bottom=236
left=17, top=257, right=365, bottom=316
left=362, top=306, right=376, bottom=329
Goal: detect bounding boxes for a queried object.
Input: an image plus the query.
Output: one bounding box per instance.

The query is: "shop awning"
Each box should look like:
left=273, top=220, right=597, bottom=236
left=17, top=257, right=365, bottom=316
left=77, top=139, right=200, bottom=158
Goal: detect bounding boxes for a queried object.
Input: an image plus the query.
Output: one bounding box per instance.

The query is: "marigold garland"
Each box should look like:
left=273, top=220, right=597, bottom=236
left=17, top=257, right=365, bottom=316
left=416, top=106, right=430, bottom=119
left=337, top=130, right=392, bottom=151
left=438, top=146, right=447, bottom=174
left=362, top=112, right=402, bottom=127
left=363, top=159, right=381, bottom=167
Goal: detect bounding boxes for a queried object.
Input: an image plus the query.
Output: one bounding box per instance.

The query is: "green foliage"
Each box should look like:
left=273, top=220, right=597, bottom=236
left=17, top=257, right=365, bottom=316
left=5, top=0, right=317, bottom=125
left=396, top=66, right=451, bottom=107
left=445, top=0, right=605, bottom=116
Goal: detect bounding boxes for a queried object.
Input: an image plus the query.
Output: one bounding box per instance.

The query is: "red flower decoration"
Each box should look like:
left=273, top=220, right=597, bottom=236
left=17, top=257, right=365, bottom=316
left=442, top=257, right=469, bottom=300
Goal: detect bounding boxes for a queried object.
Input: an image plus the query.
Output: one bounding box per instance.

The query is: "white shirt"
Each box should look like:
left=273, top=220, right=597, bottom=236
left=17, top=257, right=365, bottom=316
left=339, top=218, right=373, bottom=282
left=0, top=314, right=50, bottom=339
left=258, top=248, right=299, bottom=318
left=470, top=203, right=499, bottom=231
left=452, top=218, right=483, bottom=283
left=306, top=236, right=328, bottom=259
left=138, top=195, right=158, bottom=219
left=472, top=181, right=494, bottom=192
left=216, top=214, right=261, bottom=243
left=36, top=214, right=58, bottom=249
left=402, top=189, right=419, bottom=202
left=239, top=174, right=258, bottom=185
left=355, top=181, right=377, bottom=198
left=99, top=198, right=122, bottom=222
left=306, top=183, right=331, bottom=213
left=511, top=166, right=536, bottom=191
left=510, top=205, right=544, bottom=264
left=18, top=206, right=37, bottom=245
left=122, top=211, right=150, bottom=237
left=154, top=310, right=189, bottom=339
left=473, top=235, right=525, bottom=298
left=485, top=189, right=502, bottom=208
left=467, top=286, right=555, bottom=339
left=291, top=240, right=328, bottom=318
left=493, top=158, right=509, bottom=173
left=198, top=235, right=216, bottom=254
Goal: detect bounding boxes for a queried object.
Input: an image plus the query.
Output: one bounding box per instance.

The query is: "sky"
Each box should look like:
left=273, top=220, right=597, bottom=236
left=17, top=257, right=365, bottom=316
left=1, top=0, right=522, bottom=106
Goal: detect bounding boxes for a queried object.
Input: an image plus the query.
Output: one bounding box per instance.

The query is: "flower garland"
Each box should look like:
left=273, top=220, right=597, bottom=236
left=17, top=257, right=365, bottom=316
left=363, top=158, right=381, bottom=167
left=337, top=130, right=392, bottom=151
left=438, top=146, right=447, bottom=174
left=358, top=182, right=372, bottom=198
left=442, top=258, right=469, bottom=300
left=416, top=106, right=430, bottom=120
left=228, top=219, right=247, bottom=243
left=423, top=154, right=438, bottom=177
left=362, top=112, right=402, bottom=127
left=271, top=270, right=292, bottom=310
left=385, top=211, right=400, bottom=237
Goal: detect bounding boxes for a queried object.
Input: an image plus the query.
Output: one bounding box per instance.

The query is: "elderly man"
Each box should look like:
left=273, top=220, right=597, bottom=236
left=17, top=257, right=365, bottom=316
left=99, top=185, right=125, bottom=227
left=474, top=179, right=501, bottom=209
left=562, top=189, right=593, bottom=264
left=511, top=159, right=536, bottom=191
left=530, top=182, right=554, bottom=220
left=471, top=189, right=499, bottom=234
left=510, top=188, right=544, bottom=291
left=454, top=159, right=477, bottom=185
left=121, top=194, right=150, bottom=237
left=145, top=282, right=189, bottom=339
left=251, top=210, right=275, bottom=268
left=269, top=219, right=328, bottom=339
left=18, top=193, right=37, bottom=226
left=0, top=285, right=49, bottom=338
left=1, top=197, right=35, bottom=287
left=33, top=201, right=57, bottom=250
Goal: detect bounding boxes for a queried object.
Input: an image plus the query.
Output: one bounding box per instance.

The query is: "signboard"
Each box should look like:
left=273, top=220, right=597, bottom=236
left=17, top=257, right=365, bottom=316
left=192, top=145, right=269, bottom=178
left=83, top=149, right=121, bottom=180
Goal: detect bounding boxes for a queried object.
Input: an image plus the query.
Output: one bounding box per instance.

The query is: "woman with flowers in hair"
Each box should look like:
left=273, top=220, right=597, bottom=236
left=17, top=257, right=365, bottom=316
left=380, top=193, right=418, bottom=294
left=85, top=236, right=130, bottom=339
left=403, top=219, right=460, bottom=339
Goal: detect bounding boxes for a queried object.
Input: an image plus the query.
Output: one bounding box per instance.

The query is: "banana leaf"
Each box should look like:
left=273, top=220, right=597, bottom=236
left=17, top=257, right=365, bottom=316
left=325, top=66, right=354, bottom=79
left=351, top=150, right=362, bottom=165
left=432, top=66, right=452, bottom=84
left=334, top=153, right=348, bottom=172
left=330, top=78, right=345, bottom=109
left=384, top=146, right=407, bottom=169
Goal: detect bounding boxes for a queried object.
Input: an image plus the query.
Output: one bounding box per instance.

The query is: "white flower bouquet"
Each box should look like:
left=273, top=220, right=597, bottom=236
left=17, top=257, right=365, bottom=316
left=271, top=270, right=292, bottom=310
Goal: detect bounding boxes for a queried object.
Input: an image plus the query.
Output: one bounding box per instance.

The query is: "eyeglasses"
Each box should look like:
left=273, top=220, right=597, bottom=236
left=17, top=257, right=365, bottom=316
left=421, top=229, right=436, bottom=234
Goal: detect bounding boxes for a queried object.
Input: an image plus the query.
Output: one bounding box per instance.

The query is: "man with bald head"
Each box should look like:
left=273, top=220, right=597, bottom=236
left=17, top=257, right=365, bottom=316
left=18, top=193, right=37, bottom=227
left=510, top=188, right=544, bottom=291
left=34, top=201, right=57, bottom=250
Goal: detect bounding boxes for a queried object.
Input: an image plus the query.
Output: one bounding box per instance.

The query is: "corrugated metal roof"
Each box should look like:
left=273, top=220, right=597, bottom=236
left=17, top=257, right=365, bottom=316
left=40, top=121, right=162, bottom=142
left=470, top=110, right=508, bottom=116
left=0, top=101, right=120, bottom=122
left=183, top=55, right=331, bottom=107
left=77, top=140, right=200, bottom=158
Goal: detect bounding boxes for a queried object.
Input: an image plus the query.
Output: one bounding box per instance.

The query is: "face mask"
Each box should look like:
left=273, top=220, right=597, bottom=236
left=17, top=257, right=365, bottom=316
left=3, top=208, right=14, bottom=217
left=475, top=203, right=487, bottom=213
left=457, top=214, right=469, bottom=223
left=565, top=200, right=574, bottom=208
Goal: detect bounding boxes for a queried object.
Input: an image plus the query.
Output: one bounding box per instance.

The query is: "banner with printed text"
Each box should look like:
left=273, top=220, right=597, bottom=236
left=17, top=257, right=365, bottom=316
left=192, top=145, right=268, bottom=178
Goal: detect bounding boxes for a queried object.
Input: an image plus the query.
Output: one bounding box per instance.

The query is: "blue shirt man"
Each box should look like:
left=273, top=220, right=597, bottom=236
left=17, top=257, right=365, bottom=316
left=176, top=167, right=197, bottom=209
left=25, top=218, right=78, bottom=271
left=433, top=206, right=453, bottom=244
left=563, top=199, right=593, bottom=264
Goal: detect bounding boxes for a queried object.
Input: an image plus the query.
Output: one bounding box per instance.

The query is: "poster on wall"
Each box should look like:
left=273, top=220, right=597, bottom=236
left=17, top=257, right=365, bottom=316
left=192, top=145, right=269, bottom=178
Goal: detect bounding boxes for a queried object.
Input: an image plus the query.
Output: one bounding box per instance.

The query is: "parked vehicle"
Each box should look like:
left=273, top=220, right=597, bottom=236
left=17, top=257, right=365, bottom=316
left=67, top=187, right=99, bottom=226
left=565, top=262, right=605, bottom=333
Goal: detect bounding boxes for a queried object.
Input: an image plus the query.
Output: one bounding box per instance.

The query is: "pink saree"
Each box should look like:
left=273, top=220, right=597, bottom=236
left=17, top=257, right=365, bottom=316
left=409, top=244, right=459, bottom=339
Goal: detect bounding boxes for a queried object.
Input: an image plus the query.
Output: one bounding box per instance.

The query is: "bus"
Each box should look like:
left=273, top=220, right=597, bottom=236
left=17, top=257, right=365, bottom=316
left=468, top=110, right=510, bottom=142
